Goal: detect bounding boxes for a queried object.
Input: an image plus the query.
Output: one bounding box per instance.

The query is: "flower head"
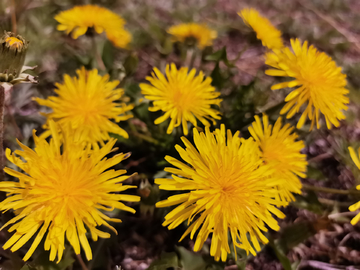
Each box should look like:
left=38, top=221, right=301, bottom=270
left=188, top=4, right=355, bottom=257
left=35, top=67, right=133, bottom=147
left=0, top=31, right=38, bottom=85
left=140, top=63, right=221, bottom=135
left=155, top=125, right=284, bottom=261
left=55, top=5, right=131, bottom=49
left=265, top=39, right=349, bottom=130
left=167, top=23, right=217, bottom=49
left=0, top=121, right=140, bottom=262
left=239, top=8, right=283, bottom=49
left=248, top=114, right=307, bottom=204
left=348, top=147, right=360, bottom=225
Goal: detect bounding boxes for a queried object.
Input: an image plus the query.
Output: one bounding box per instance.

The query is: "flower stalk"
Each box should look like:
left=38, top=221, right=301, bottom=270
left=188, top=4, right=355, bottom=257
left=302, top=183, right=360, bottom=195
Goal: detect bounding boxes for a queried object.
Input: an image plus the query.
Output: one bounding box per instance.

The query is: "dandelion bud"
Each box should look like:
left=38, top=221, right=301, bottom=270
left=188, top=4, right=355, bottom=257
left=0, top=31, right=29, bottom=82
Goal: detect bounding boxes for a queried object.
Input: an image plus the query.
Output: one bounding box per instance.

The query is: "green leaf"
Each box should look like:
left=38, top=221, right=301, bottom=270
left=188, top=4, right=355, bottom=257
left=205, top=47, right=233, bottom=67
left=26, top=247, right=75, bottom=270
left=277, top=220, right=323, bottom=252
left=268, top=239, right=292, bottom=270
left=291, top=191, right=325, bottom=214
left=20, top=265, right=37, bottom=270
left=124, top=82, right=141, bottom=99
left=123, top=53, right=139, bottom=76
left=176, top=246, right=207, bottom=270
left=102, top=40, right=115, bottom=70
left=210, top=63, right=225, bottom=89
left=307, top=165, right=326, bottom=181
left=147, top=252, right=179, bottom=270
left=158, top=37, right=173, bottom=55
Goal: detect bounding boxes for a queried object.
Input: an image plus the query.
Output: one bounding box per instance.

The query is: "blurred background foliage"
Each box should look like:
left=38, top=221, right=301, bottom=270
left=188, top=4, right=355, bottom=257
left=1, top=0, right=360, bottom=269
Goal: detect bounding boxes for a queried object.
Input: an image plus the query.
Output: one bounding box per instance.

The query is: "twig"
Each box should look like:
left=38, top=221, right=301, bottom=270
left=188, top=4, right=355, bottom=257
left=302, top=184, right=360, bottom=195
left=11, top=0, right=17, bottom=34
left=307, top=153, right=333, bottom=163
left=298, top=259, right=360, bottom=270
left=298, top=0, right=360, bottom=53
left=76, top=254, right=89, bottom=270
left=328, top=210, right=360, bottom=220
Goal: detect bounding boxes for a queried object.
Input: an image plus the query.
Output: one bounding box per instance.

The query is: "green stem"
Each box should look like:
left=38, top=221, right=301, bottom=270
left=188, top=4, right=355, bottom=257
left=302, top=183, right=360, bottom=195
left=91, top=36, right=106, bottom=71
left=185, top=48, right=196, bottom=69
left=318, top=198, right=351, bottom=207
left=129, top=131, right=160, bottom=145
left=76, top=254, right=89, bottom=270
left=127, top=120, right=160, bottom=144
left=87, top=238, right=105, bottom=270
left=11, top=0, right=17, bottom=34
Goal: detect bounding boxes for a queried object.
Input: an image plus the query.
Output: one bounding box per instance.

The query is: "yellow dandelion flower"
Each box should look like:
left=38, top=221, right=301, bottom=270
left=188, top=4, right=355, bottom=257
left=167, top=23, right=217, bottom=49
left=35, top=67, right=134, bottom=147
left=239, top=8, right=283, bottom=49
left=155, top=125, right=285, bottom=261
left=248, top=114, right=307, bottom=205
left=55, top=5, right=131, bottom=49
left=348, top=147, right=360, bottom=225
left=265, top=39, right=349, bottom=130
left=0, top=121, right=140, bottom=262
left=140, top=63, right=221, bottom=135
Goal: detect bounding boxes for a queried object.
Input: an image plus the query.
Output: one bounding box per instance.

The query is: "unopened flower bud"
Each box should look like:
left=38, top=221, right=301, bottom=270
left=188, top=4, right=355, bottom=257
left=0, top=32, right=29, bottom=81
left=0, top=31, right=37, bottom=85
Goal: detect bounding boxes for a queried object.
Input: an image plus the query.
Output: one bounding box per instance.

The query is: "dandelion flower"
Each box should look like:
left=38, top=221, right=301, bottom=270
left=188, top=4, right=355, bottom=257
left=248, top=114, right=307, bottom=204
left=265, top=39, right=349, bottom=130
left=140, top=63, right=221, bottom=135
left=168, top=23, right=217, bottom=49
left=55, top=5, right=131, bottom=49
left=239, top=8, right=283, bottom=49
left=35, top=67, right=134, bottom=147
left=155, top=125, right=284, bottom=261
left=348, top=147, right=360, bottom=225
left=0, top=121, right=140, bottom=262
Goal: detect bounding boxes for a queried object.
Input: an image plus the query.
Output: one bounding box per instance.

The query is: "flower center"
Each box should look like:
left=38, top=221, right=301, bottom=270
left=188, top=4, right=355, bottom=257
left=76, top=99, right=100, bottom=115
left=44, top=162, right=93, bottom=203
left=261, top=139, right=290, bottom=170
left=6, top=37, right=23, bottom=49
left=297, top=58, right=326, bottom=90
left=172, top=87, right=194, bottom=111
left=67, top=95, right=107, bottom=125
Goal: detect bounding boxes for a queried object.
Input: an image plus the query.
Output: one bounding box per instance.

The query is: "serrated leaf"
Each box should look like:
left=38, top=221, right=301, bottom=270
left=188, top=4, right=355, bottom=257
left=176, top=246, right=207, bottom=270
left=28, top=246, right=75, bottom=270
left=20, top=265, right=37, bottom=270
left=277, top=221, right=320, bottom=252
left=291, top=191, right=324, bottom=214
left=158, top=37, right=173, bottom=55
left=205, top=47, right=233, bottom=67
left=307, top=165, right=326, bottom=181
left=147, top=252, right=179, bottom=270
left=210, top=63, right=225, bottom=89
left=123, top=53, right=139, bottom=76
left=268, top=239, right=292, bottom=270
left=102, top=40, right=115, bottom=70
